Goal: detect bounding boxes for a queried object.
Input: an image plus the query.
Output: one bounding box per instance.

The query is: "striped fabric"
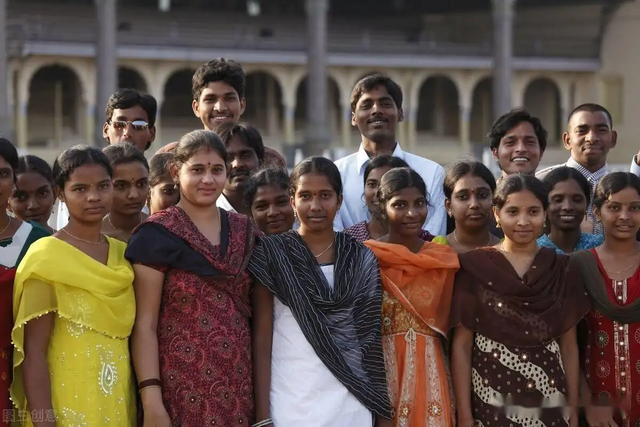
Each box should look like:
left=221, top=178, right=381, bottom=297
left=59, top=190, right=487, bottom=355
left=247, top=230, right=392, bottom=419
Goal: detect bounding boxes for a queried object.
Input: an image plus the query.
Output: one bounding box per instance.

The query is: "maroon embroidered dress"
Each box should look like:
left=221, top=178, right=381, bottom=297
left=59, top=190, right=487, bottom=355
left=126, top=206, right=257, bottom=426
left=582, top=249, right=640, bottom=427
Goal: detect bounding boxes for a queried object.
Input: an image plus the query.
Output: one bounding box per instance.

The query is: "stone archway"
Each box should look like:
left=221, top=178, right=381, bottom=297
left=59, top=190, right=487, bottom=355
left=118, top=67, right=148, bottom=92
left=469, top=77, right=493, bottom=144
left=294, top=76, right=341, bottom=142
left=416, top=75, right=460, bottom=138
left=244, top=71, right=284, bottom=143
left=524, top=78, right=562, bottom=142
left=161, top=69, right=201, bottom=143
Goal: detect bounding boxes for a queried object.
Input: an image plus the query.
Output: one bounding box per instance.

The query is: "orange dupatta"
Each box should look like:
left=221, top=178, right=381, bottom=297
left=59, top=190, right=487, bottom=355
left=364, top=240, right=460, bottom=336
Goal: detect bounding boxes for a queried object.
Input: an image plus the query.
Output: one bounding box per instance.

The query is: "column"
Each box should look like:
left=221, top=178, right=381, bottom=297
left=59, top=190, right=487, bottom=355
left=492, top=0, right=516, bottom=120
left=266, top=76, right=278, bottom=137
left=407, top=108, right=417, bottom=148
left=86, top=103, right=95, bottom=145
left=0, top=0, right=11, bottom=142
left=283, top=104, right=295, bottom=144
left=340, top=105, right=351, bottom=148
left=304, top=0, right=330, bottom=156
left=459, top=104, right=471, bottom=151
left=95, top=0, right=118, bottom=146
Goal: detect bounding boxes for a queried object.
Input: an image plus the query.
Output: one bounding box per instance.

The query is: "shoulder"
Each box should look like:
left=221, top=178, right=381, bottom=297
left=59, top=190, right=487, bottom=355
left=581, top=233, right=604, bottom=247
left=401, top=152, right=443, bottom=171
left=432, top=235, right=449, bottom=245
left=535, top=164, right=563, bottom=180
left=263, top=146, right=286, bottom=168
left=26, top=221, right=52, bottom=240
left=155, top=141, right=178, bottom=154
left=334, top=152, right=359, bottom=169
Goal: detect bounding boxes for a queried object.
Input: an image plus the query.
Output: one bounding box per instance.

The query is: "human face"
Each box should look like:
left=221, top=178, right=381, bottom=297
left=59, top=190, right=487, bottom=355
left=384, top=186, right=428, bottom=238
left=0, top=156, right=14, bottom=209
left=594, top=187, right=640, bottom=241
left=446, top=174, right=493, bottom=231
left=547, top=179, right=588, bottom=232
left=9, top=172, right=55, bottom=226
left=364, top=166, right=391, bottom=217
left=149, top=175, right=179, bottom=214
left=493, top=121, right=542, bottom=175
left=352, top=85, right=404, bottom=144
left=103, top=106, right=155, bottom=152
left=171, top=148, right=227, bottom=208
left=251, top=184, right=294, bottom=235
left=192, top=81, right=246, bottom=131
left=61, top=164, right=113, bottom=224
left=494, top=190, right=545, bottom=245
left=291, top=173, right=342, bottom=233
left=111, top=162, right=149, bottom=217
left=225, top=136, right=260, bottom=193
left=563, top=111, right=616, bottom=171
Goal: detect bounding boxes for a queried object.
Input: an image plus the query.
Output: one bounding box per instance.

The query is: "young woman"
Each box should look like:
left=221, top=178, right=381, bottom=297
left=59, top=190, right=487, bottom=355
left=538, top=166, right=603, bottom=254
left=0, top=140, right=50, bottom=425
left=570, top=172, right=640, bottom=427
left=451, top=174, right=590, bottom=427
left=126, top=130, right=257, bottom=426
left=433, top=159, right=501, bottom=252
left=102, top=142, right=149, bottom=242
left=364, top=167, right=459, bottom=426
left=249, top=157, right=392, bottom=427
left=148, top=152, right=179, bottom=214
left=244, top=166, right=295, bottom=235
left=11, top=145, right=136, bottom=426
left=8, top=155, right=56, bottom=232
left=344, top=155, right=433, bottom=242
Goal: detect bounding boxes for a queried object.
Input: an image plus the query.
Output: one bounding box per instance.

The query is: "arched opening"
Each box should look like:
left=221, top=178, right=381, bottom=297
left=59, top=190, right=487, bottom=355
left=161, top=69, right=200, bottom=144
left=524, top=78, right=562, bottom=143
left=416, top=76, right=460, bottom=140
left=118, top=67, right=147, bottom=92
left=470, top=77, right=493, bottom=144
left=294, top=76, right=341, bottom=142
left=27, top=65, right=84, bottom=148
left=244, top=72, right=284, bottom=145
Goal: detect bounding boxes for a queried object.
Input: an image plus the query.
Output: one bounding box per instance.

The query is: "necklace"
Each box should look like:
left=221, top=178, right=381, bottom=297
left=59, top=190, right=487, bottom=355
left=453, top=230, right=492, bottom=252
left=314, top=240, right=335, bottom=258
left=61, top=228, right=105, bottom=245
left=600, top=248, right=640, bottom=275
left=108, top=213, right=143, bottom=243
left=0, top=217, right=12, bottom=239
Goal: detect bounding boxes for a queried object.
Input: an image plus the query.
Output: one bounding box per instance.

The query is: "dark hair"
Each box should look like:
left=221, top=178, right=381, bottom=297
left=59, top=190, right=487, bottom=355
left=104, top=88, right=157, bottom=127
left=52, top=145, right=113, bottom=189
left=243, top=166, right=290, bottom=208
left=102, top=142, right=149, bottom=170
left=541, top=166, right=592, bottom=205
left=350, top=73, right=403, bottom=112
left=173, top=130, right=228, bottom=167
left=215, top=121, right=265, bottom=161
left=493, top=173, right=548, bottom=211
left=443, top=159, right=497, bottom=200
left=149, top=152, right=174, bottom=187
left=192, top=58, right=245, bottom=101
left=593, top=172, right=640, bottom=209
left=363, top=155, right=409, bottom=184
left=0, top=137, right=20, bottom=173
left=567, top=103, right=613, bottom=128
left=488, top=108, right=548, bottom=152
left=16, top=155, right=53, bottom=185
left=377, top=167, right=430, bottom=212
left=289, top=156, right=342, bottom=196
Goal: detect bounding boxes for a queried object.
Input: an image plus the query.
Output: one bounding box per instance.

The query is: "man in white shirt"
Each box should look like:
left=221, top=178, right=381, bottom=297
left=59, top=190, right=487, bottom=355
left=334, top=73, right=446, bottom=235
left=536, top=104, right=617, bottom=235
left=49, top=88, right=157, bottom=230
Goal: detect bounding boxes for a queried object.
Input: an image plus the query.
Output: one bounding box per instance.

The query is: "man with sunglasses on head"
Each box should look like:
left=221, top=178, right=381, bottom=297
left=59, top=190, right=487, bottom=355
left=48, top=88, right=157, bottom=230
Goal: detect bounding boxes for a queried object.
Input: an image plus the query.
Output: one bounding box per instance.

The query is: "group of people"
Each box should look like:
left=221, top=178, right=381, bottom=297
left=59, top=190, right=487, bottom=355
left=0, top=56, right=637, bottom=427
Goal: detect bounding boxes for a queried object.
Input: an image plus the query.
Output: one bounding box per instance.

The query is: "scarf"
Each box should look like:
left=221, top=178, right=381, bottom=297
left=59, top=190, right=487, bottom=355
left=11, top=236, right=135, bottom=409
left=364, top=240, right=459, bottom=336
left=451, top=247, right=591, bottom=347
left=570, top=250, right=640, bottom=324
left=247, top=231, right=392, bottom=419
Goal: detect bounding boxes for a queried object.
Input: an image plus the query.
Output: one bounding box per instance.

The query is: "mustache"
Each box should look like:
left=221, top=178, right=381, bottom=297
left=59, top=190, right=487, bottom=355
left=229, top=169, right=251, bottom=179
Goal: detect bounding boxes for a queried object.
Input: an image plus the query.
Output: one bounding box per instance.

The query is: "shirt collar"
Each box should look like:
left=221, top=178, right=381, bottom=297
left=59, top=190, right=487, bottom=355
left=216, top=194, right=236, bottom=213
left=566, top=157, right=608, bottom=181
left=356, top=142, right=405, bottom=172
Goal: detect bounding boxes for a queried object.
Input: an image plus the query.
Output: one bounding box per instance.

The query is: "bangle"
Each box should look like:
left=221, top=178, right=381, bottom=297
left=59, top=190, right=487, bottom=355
left=252, top=418, right=273, bottom=427
left=139, top=385, right=162, bottom=394
left=138, top=378, right=162, bottom=389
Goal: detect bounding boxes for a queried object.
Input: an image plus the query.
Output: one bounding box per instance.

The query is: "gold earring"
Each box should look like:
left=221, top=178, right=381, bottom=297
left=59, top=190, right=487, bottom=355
left=496, top=220, right=501, bottom=229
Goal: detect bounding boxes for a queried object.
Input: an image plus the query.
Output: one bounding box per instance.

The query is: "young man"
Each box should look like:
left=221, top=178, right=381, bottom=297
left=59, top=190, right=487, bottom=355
left=215, top=121, right=265, bottom=215
left=333, top=73, right=447, bottom=236
left=537, top=103, right=617, bottom=235
left=158, top=58, right=286, bottom=169
left=48, top=88, right=157, bottom=230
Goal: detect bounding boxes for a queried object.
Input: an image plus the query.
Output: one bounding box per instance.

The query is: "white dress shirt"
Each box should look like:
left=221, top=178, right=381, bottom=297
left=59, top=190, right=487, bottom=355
left=630, top=156, right=640, bottom=177
left=216, top=194, right=236, bottom=213
left=333, top=143, right=446, bottom=236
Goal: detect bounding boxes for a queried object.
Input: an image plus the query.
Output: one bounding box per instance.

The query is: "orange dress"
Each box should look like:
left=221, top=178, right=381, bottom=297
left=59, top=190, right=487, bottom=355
left=364, top=240, right=459, bottom=427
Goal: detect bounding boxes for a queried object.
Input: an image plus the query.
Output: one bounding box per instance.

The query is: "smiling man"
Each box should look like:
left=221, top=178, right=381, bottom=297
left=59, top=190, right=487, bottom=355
left=333, top=73, right=446, bottom=235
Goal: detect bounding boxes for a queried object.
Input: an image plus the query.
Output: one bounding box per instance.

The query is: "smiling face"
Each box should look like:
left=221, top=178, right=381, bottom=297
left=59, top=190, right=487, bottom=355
left=384, top=186, right=428, bottom=238
left=493, top=121, right=542, bottom=175
left=446, top=174, right=493, bottom=231
left=171, top=148, right=227, bottom=208
left=291, top=173, right=342, bottom=234
left=250, top=184, right=295, bottom=235
left=192, top=81, right=246, bottom=131
left=495, top=190, right=546, bottom=245
left=61, top=164, right=113, bottom=224
left=9, top=171, right=55, bottom=226
left=352, top=85, right=404, bottom=144
left=595, top=186, right=640, bottom=240
left=563, top=111, right=616, bottom=171
left=547, top=178, right=588, bottom=232
left=111, top=161, right=149, bottom=217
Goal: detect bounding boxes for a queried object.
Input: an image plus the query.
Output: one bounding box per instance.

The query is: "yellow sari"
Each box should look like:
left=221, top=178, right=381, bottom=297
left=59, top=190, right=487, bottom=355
left=11, top=236, right=136, bottom=426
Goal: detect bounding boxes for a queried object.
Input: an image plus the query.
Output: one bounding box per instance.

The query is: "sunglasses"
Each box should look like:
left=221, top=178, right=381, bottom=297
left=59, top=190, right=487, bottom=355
left=110, top=120, right=149, bottom=131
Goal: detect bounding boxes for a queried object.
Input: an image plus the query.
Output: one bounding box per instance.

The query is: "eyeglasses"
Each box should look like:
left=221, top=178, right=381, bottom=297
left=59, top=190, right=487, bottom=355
left=110, top=120, right=149, bottom=131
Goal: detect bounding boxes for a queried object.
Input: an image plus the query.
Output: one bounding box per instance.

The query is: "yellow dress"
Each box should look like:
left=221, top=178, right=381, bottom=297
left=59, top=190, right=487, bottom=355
left=11, top=237, right=136, bottom=426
